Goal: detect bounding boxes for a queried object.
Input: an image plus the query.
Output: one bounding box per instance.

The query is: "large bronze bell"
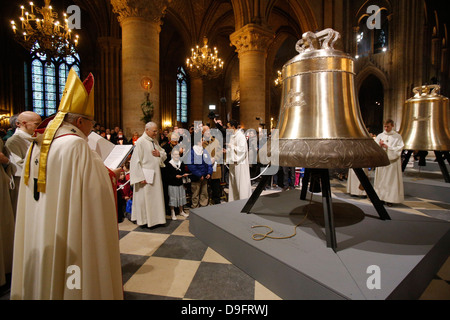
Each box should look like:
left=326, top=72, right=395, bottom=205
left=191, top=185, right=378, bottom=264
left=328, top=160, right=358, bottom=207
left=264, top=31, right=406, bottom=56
left=398, top=85, right=450, bottom=151
left=276, top=29, right=389, bottom=169
left=399, top=85, right=450, bottom=182
left=243, top=29, right=391, bottom=252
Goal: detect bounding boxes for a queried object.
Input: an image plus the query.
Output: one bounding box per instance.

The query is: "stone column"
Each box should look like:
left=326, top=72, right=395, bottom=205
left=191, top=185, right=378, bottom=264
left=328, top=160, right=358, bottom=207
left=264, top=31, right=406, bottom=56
left=391, top=0, right=425, bottom=124
left=111, top=0, right=171, bottom=136
left=97, top=37, right=122, bottom=129
left=230, top=24, right=274, bottom=130
left=189, top=76, right=204, bottom=124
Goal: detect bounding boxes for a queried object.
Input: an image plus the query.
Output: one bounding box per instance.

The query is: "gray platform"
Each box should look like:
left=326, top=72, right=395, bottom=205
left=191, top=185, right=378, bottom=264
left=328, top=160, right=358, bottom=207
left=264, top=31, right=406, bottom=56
left=189, top=190, right=450, bottom=300
left=403, top=169, right=450, bottom=202
left=412, top=159, right=449, bottom=173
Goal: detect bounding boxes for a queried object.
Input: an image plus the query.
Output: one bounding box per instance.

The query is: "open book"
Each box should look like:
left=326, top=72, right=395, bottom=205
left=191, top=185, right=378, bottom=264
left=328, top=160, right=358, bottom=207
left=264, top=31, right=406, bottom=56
left=88, top=132, right=134, bottom=169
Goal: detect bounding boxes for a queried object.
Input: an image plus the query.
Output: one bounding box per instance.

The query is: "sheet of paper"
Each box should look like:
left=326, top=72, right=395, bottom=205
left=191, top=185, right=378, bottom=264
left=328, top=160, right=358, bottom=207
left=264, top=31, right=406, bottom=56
left=88, top=132, right=115, bottom=161
left=104, top=145, right=134, bottom=169
left=88, top=132, right=134, bottom=169
left=142, top=168, right=155, bottom=184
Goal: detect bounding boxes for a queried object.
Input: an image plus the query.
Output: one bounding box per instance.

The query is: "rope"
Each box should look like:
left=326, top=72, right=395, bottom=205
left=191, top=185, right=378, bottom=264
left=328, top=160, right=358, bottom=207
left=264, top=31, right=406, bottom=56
left=250, top=164, right=271, bottom=181
left=224, top=163, right=271, bottom=181
left=251, top=180, right=315, bottom=241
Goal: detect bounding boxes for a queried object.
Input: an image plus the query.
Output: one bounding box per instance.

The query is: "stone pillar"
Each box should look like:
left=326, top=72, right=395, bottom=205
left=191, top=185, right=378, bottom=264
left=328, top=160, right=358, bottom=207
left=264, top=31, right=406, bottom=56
left=189, top=76, right=204, bottom=124
left=111, top=0, right=171, bottom=135
left=230, top=24, right=274, bottom=130
left=97, top=37, right=121, bottom=129
left=390, top=0, right=425, bottom=125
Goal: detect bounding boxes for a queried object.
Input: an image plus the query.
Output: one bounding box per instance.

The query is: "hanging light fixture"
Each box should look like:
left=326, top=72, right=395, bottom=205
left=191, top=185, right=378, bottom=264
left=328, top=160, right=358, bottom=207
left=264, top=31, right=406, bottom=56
left=10, top=0, right=79, bottom=64
left=274, top=70, right=282, bottom=87
left=186, top=37, right=224, bottom=79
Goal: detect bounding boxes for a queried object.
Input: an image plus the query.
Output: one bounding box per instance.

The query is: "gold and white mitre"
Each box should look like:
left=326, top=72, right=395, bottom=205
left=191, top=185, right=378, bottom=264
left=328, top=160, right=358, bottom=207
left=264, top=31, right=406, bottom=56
left=24, top=68, right=95, bottom=192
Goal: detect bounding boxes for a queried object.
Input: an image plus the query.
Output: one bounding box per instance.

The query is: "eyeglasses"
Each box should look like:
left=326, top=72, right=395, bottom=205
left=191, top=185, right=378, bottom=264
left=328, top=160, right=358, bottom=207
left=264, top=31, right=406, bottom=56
left=81, top=117, right=96, bottom=126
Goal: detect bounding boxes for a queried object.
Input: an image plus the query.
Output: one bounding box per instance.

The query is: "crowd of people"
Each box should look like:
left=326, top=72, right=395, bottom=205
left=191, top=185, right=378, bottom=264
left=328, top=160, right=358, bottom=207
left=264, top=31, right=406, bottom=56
left=1, top=110, right=407, bottom=228
left=91, top=124, right=139, bottom=146
left=0, top=70, right=406, bottom=300
left=116, top=118, right=255, bottom=227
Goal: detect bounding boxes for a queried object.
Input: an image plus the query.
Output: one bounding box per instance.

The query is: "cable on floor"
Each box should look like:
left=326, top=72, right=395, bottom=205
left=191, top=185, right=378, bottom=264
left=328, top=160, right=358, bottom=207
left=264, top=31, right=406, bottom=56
left=251, top=180, right=315, bottom=241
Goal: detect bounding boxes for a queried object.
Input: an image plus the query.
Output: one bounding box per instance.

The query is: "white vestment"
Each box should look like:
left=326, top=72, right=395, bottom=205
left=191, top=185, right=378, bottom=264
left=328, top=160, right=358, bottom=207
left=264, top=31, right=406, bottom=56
left=0, top=140, right=15, bottom=286
left=5, top=129, right=34, bottom=214
left=347, top=168, right=368, bottom=196
left=227, top=129, right=252, bottom=201
left=5, top=129, right=34, bottom=178
left=130, top=132, right=167, bottom=227
left=11, top=123, right=123, bottom=300
left=374, top=130, right=405, bottom=204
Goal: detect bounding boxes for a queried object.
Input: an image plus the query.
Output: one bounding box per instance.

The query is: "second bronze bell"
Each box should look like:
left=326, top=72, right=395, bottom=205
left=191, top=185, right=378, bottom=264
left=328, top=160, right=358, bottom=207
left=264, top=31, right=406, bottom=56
left=399, top=85, right=450, bottom=152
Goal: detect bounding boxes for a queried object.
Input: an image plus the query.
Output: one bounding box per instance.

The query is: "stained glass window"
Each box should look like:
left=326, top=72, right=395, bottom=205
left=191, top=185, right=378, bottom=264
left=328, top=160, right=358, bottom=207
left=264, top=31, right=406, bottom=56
left=44, top=63, right=57, bottom=116
left=59, top=64, right=70, bottom=102
left=177, top=66, right=188, bottom=123
left=356, top=6, right=389, bottom=57
left=29, top=43, right=80, bottom=117
left=374, top=15, right=389, bottom=54
left=357, top=18, right=371, bottom=57
left=31, top=59, right=44, bottom=116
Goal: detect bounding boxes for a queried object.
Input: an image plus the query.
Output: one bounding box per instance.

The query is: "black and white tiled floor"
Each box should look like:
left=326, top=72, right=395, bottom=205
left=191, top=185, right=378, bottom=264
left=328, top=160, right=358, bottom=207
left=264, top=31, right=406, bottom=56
left=118, top=214, right=281, bottom=300
left=117, top=180, right=450, bottom=301
left=1, top=178, right=449, bottom=300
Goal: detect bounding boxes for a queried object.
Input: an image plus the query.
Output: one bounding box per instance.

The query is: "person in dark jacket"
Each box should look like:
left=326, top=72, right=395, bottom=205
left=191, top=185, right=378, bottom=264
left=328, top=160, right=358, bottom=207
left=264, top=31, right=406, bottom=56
left=161, top=132, right=183, bottom=215
left=187, top=138, right=213, bottom=208
left=166, top=149, right=189, bottom=220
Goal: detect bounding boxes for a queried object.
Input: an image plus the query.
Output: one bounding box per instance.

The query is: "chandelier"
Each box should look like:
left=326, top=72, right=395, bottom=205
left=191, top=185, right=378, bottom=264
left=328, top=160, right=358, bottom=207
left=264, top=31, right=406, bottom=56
left=186, top=37, right=224, bottom=79
left=10, top=0, right=79, bottom=64
left=274, top=70, right=282, bottom=87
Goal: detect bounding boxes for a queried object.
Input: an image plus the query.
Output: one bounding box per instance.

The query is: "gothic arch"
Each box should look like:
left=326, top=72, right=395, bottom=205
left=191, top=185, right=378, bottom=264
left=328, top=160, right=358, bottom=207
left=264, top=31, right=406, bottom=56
left=356, top=65, right=389, bottom=92
left=264, top=0, right=318, bottom=34
left=355, top=0, right=392, bottom=23
left=231, top=0, right=318, bottom=33
left=356, top=66, right=390, bottom=134
left=355, top=0, right=391, bottom=57
left=285, top=0, right=318, bottom=33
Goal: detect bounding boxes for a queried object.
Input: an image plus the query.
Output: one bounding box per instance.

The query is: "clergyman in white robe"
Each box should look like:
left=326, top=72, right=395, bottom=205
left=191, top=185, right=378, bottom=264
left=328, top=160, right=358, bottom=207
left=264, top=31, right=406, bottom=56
left=227, top=127, right=252, bottom=202
left=0, top=140, right=15, bottom=287
left=374, top=126, right=405, bottom=204
left=347, top=168, right=368, bottom=197
left=130, top=126, right=167, bottom=227
left=11, top=122, right=123, bottom=300
left=5, top=111, right=42, bottom=215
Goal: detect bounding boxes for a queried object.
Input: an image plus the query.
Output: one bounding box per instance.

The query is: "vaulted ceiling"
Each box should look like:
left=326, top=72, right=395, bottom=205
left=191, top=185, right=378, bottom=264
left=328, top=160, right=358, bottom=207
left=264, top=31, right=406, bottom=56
left=66, top=0, right=315, bottom=64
